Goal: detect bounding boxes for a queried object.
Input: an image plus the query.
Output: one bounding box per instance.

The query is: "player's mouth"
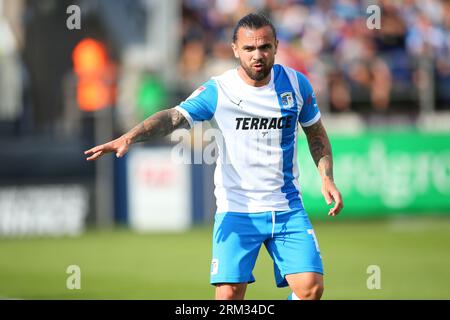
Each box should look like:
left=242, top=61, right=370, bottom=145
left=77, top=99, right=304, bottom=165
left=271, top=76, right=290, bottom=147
left=252, top=63, right=264, bottom=71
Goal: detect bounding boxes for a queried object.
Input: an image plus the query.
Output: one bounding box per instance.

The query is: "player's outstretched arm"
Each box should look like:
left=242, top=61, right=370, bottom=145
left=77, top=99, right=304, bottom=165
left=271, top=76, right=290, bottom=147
left=302, top=119, right=344, bottom=216
left=84, top=108, right=189, bottom=161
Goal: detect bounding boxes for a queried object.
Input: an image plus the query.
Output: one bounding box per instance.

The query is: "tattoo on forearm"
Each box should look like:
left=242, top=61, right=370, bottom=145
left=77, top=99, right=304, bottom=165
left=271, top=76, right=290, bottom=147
left=302, top=120, right=334, bottom=180
left=318, top=155, right=333, bottom=181
left=130, top=108, right=189, bottom=143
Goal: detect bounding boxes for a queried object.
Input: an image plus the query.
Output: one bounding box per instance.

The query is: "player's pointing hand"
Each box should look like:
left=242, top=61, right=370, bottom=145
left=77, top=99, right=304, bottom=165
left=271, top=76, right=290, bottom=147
left=84, top=136, right=131, bottom=161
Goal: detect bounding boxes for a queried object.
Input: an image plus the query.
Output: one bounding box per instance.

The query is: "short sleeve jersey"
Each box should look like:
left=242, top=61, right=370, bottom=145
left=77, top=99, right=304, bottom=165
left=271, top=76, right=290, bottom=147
left=175, top=64, right=321, bottom=213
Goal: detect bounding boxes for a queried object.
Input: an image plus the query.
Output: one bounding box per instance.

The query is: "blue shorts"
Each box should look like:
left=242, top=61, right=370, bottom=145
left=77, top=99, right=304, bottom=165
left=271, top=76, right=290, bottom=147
left=210, top=208, right=323, bottom=288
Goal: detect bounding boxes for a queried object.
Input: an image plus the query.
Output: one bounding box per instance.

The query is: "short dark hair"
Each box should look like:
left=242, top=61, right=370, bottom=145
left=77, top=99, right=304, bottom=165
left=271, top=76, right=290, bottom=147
left=232, top=13, right=277, bottom=43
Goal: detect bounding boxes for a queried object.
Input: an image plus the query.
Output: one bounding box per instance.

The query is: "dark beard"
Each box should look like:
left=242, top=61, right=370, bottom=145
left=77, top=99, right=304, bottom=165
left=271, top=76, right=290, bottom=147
left=241, top=62, right=272, bottom=81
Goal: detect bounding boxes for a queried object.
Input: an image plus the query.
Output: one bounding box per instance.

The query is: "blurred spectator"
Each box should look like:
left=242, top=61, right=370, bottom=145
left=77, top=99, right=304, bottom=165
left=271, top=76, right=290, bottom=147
left=179, top=40, right=207, bottom=90
left=179, top=0, right=450, bottom=115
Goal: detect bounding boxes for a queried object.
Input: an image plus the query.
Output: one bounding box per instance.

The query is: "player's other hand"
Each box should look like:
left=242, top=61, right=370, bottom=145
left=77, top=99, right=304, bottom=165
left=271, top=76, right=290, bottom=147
left=84, top=136, right=131, bottom=161
left=321, top=178, right=344, bottom=217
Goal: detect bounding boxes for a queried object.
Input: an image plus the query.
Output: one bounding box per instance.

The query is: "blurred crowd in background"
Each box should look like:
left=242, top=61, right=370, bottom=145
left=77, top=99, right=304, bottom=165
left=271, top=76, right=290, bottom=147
left=180, top=0, right=450, bottom=115
left=0, top=0, right=450, bottom=140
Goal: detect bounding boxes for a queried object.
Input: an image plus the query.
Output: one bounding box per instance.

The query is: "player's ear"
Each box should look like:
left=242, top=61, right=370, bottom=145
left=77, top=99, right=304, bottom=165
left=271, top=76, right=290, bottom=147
left=231, top=42, right=239, bottom=59
left=274, top=39, right=279, bottom=55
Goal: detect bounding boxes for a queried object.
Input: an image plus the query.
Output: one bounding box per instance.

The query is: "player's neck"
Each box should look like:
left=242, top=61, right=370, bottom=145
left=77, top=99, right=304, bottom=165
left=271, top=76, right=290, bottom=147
left=237, top=66, right=271, bottom=87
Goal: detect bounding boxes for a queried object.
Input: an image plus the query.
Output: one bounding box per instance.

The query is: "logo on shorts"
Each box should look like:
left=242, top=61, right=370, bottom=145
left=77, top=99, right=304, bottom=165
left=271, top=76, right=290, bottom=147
left=210, top=258, right=219, bottom=275
left=280, top=92, right=294, bottom=108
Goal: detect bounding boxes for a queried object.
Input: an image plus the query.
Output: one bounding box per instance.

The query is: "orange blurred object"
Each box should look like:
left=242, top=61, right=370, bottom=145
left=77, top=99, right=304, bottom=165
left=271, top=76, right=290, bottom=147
left=73, top=38, right=108, bottom=75
left=72, top=38, right=115, bottom=111
left=76, top=78, right=111, bottom=112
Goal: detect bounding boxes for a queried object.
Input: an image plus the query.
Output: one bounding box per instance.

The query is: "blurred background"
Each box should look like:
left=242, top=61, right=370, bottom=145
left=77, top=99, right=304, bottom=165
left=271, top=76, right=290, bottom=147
left=0, top=0, right=449, bottom=299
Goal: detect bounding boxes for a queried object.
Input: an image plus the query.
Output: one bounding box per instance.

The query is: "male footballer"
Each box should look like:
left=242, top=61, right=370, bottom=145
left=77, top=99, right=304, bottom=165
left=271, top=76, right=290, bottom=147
left=85, top=13, right=343, bottom=300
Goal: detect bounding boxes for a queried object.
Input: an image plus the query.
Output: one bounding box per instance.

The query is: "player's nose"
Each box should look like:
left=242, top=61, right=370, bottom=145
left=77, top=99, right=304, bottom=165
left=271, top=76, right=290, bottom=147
left=253, top=49, right=264, bottom=60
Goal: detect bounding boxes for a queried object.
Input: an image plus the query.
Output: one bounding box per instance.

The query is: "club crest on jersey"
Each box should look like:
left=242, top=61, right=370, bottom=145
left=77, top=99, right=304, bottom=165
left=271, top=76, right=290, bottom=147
left=280, top=92, right=294, bottom=108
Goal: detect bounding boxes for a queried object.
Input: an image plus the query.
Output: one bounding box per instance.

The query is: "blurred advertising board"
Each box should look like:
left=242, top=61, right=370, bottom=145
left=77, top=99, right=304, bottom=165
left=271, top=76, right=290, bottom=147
left=127, top=147, right=191, bottom=231
left=298, top=129, right=450, bottom=218
left=0, top=185, right=88, bottom=237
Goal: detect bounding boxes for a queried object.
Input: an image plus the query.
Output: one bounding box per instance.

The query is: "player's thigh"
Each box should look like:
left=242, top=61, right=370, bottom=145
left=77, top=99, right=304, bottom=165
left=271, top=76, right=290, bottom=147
left=215, top=283, right=247, bottom=300
left=264, top=209, right=323, bottom=288
left=211, top=212, right=265, bottom=284
left=285, top=272, right=324, bottom=300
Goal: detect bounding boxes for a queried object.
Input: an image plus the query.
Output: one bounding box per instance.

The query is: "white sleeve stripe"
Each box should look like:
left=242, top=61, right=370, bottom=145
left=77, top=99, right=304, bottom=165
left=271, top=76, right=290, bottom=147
left=174, top=105, right=194, bottom=128
left=300, top=111, right=321, bottom=127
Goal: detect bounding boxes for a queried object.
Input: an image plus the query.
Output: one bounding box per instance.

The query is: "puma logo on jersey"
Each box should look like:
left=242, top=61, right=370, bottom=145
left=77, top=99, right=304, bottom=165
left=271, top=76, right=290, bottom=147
left=232, top=99, right=243, bottom=107
left=235, top=116, right=293, bottom=130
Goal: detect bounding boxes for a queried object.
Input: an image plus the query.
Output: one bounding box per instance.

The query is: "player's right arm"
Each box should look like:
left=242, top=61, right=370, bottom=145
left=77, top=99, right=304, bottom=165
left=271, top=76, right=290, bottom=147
left=84, top=107, right=189, bottom=161
left=84, top=79, right=217, bottom=161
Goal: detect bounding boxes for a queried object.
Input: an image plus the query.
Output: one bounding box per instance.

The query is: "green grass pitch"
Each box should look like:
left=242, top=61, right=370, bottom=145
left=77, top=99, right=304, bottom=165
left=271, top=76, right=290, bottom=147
left=0, top=216, right=449, bottom=299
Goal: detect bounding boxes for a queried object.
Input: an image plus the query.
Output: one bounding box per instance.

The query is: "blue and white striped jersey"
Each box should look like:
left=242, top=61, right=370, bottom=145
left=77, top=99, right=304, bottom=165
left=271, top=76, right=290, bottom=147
left=175, top=64, right=320, bottom=213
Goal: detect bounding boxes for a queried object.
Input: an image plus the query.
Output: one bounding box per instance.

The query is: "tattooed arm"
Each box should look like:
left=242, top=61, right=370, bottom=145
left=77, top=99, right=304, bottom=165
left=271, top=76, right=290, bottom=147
left=127, top=108, right=189, bottom=143
left=84, top=108, right=189, bottom=161
left=302, top=119, right=343, bottom=216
